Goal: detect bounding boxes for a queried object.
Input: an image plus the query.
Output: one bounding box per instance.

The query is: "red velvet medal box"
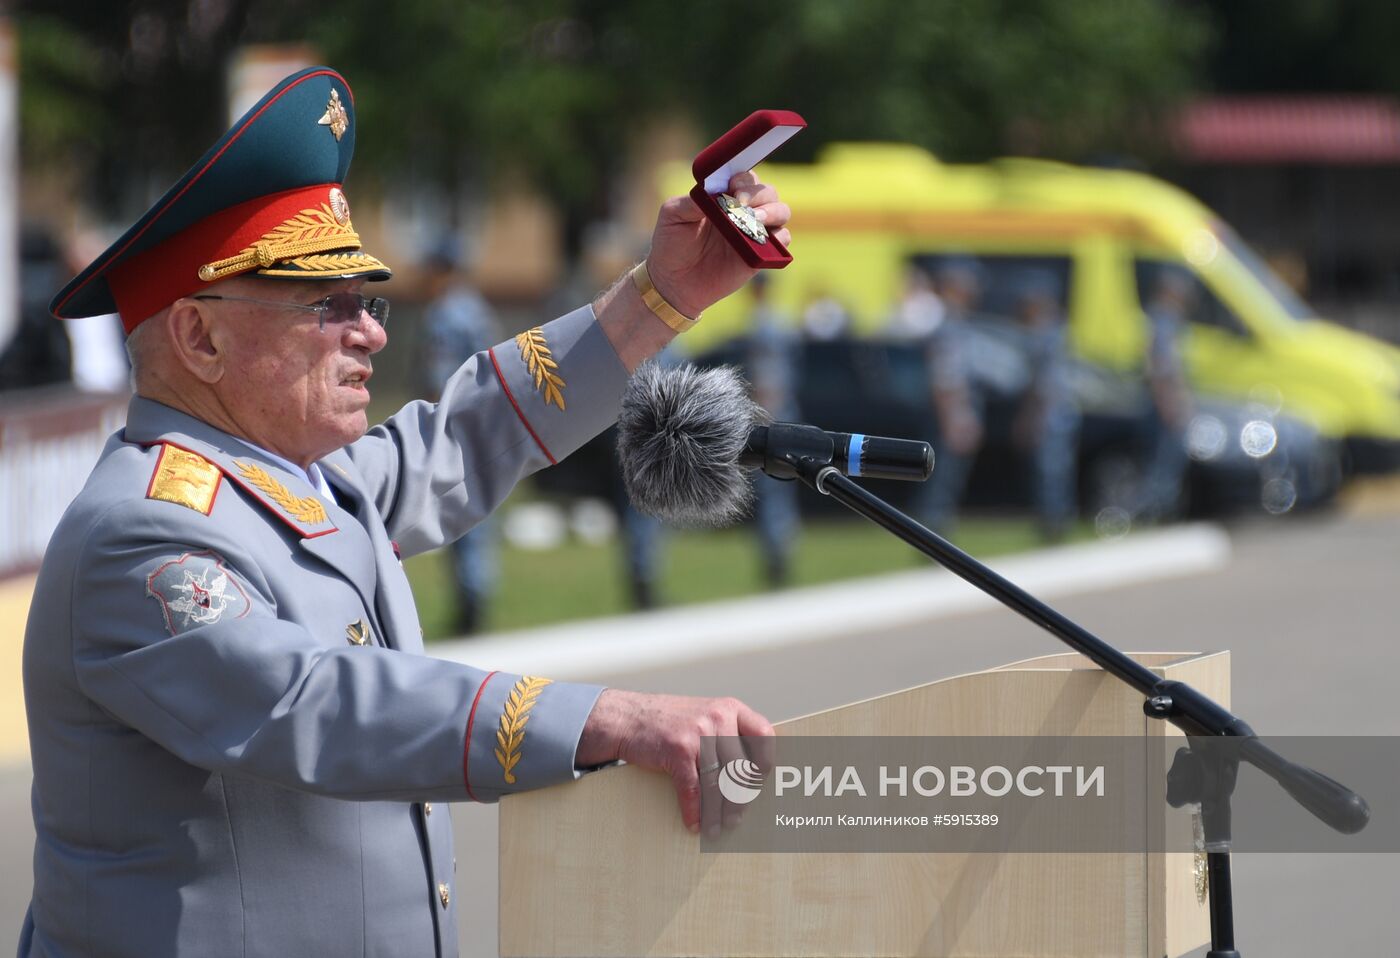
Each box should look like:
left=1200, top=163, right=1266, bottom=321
left=690, top=109, right=806, bottom=268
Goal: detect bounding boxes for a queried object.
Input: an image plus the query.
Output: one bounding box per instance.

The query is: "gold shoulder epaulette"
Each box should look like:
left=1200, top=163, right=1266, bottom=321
left=146, top=444, right=222, bottom=516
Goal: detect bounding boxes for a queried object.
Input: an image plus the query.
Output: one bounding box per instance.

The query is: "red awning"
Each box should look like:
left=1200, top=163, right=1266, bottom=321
left=1174, top=97, right=1400, bottom=164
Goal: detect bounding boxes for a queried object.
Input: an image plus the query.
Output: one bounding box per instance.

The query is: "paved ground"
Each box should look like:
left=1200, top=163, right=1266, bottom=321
left=448, top=510, right=1400, bottom=957
left=3, top=509, right=1397, bottom=955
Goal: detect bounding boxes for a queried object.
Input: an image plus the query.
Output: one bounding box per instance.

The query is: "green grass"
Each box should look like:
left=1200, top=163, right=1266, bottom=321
left=369, top=390, right=1095, bottom=639
left=407, top=517, right=1093, bottom=640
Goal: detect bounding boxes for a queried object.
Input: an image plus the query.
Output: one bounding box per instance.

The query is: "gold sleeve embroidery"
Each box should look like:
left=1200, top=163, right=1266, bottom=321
left=514, top=328, right=567, bottom=411
left=494, top=676, right=553, bottom=784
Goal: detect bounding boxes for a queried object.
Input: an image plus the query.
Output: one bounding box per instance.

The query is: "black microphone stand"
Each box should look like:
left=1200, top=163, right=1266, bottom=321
left=781, top=456, right=1368, bottom=958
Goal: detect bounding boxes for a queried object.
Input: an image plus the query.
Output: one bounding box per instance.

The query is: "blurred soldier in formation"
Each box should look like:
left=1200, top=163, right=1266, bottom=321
left=745, top=273, right=802, bottom=586
left=918, top=261, right=1079, bottom=540
left=915, top=257, right=986, bottom=535
left=619, top=496, right=664, bottom=609
left=1008, top=269, right=1079, bottom=541
left=0, top=225, right=74, bottom=391
left=0, top=225, right=132, bottom=393
left=885, top=263, right=945, bottom=340
left=420, top=237, right=500, bottom=633
left=1133, top=265, right=1196, bottom=522
left=800, top=286, right=853, bottom=340
left=615, top=342, right=682, bottom=609
left=554, top=227, right=677, bottom=611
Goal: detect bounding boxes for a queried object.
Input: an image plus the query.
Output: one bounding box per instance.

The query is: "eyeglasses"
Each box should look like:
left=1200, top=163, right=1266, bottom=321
left=192, top=292, right=390, bottom=331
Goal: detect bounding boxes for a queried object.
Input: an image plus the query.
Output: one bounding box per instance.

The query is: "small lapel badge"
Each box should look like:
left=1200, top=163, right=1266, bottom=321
left=346, top=618, right=371, bottom=646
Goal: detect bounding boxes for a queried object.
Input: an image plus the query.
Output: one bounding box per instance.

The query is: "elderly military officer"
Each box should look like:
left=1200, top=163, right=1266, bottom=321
left=21, top=67, right=787, bottom=958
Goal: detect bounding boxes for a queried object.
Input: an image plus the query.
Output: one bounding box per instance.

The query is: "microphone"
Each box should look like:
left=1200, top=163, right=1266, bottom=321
left=616, top=362, right=762, bottom=526
left=616, top=362, right=933, bottom=525
left=741, top=423, right=933, bottom=483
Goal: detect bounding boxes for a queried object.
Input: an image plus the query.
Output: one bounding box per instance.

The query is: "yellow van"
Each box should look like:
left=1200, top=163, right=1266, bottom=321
left=673, top=143, right=1400, bottom=470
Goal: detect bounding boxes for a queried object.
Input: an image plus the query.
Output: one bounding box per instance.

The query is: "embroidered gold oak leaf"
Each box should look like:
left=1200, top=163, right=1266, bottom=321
left=199, top=204, right=362, bottom=281
left=271, top=252, right=387, bottom=274
left=235, top=461, right=328, bottom=525
left=494, top=676, right=553, bottom=784
left=514, top=328, right=566, bottom=411
left=263, top=204, right=354, bottom=243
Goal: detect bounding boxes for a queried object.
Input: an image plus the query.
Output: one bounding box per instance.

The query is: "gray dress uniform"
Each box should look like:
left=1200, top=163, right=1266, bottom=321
left=20, top=305, right=626, bottom=957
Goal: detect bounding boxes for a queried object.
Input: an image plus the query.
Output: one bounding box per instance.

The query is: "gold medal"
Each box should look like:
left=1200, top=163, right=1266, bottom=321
left=718, top=193, right=768, bottom=244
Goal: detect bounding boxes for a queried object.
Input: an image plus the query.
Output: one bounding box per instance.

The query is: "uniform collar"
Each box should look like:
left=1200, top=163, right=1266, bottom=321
left=125, top=394, right=340, bottom=538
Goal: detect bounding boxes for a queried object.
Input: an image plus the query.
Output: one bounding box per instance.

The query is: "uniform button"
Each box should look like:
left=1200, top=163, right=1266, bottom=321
left=438, top=882, right=451, bottom=908
left=423, top=802, right=433, bottom=816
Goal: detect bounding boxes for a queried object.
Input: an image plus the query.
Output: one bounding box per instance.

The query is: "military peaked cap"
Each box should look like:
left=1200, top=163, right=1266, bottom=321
left=51, top=66, right=391, bottom=331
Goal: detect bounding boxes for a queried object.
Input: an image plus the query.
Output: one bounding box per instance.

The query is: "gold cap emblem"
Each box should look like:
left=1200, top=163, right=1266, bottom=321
left=328, top=187, right=351, bottom=226
left=318, top=88, right=349, bottom=141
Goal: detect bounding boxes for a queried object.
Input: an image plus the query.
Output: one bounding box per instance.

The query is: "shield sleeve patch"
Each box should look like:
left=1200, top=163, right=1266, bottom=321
left=145, top=550, right=253, bottom=636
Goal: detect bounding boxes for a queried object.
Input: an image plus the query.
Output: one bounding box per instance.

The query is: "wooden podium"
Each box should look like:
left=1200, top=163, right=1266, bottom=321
left=500, top=651, right=1225, bottom=957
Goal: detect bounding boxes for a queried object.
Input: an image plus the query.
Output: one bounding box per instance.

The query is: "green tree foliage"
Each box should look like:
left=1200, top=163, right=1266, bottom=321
left=16, top=16, right=108, bottom=166
left=303, top=0, right=1208, bottom=197
left=17, top=0, right=254, bottom=213
left=17, top=0, right=1209, bottom=222
left=616, top=0, right=1208, bottom=161
left=1207, top=1, right=1400, bottom=94
left=303, top=3, right=622, bottom=215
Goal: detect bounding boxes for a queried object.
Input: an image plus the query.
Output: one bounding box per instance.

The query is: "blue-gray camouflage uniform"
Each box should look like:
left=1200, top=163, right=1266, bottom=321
left=746, top=299, right=802, bottom=584
left=423, top=282, right=500, bottom=630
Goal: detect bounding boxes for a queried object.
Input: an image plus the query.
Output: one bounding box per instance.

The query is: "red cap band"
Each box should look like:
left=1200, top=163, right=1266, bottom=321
left=106, top=182, right=345, bottom=332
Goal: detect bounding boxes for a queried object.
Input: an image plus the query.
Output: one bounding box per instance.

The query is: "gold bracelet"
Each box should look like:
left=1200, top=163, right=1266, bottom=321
left=631, top=261, right=698, bottom=333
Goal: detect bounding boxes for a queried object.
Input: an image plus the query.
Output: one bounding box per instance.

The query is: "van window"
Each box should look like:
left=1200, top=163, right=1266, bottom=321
left=1215, top=224, right=1311, bottom=322
left=910, top=254, right=1072, bottom=321
left=1134, top=259, right=1251, bottom=339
